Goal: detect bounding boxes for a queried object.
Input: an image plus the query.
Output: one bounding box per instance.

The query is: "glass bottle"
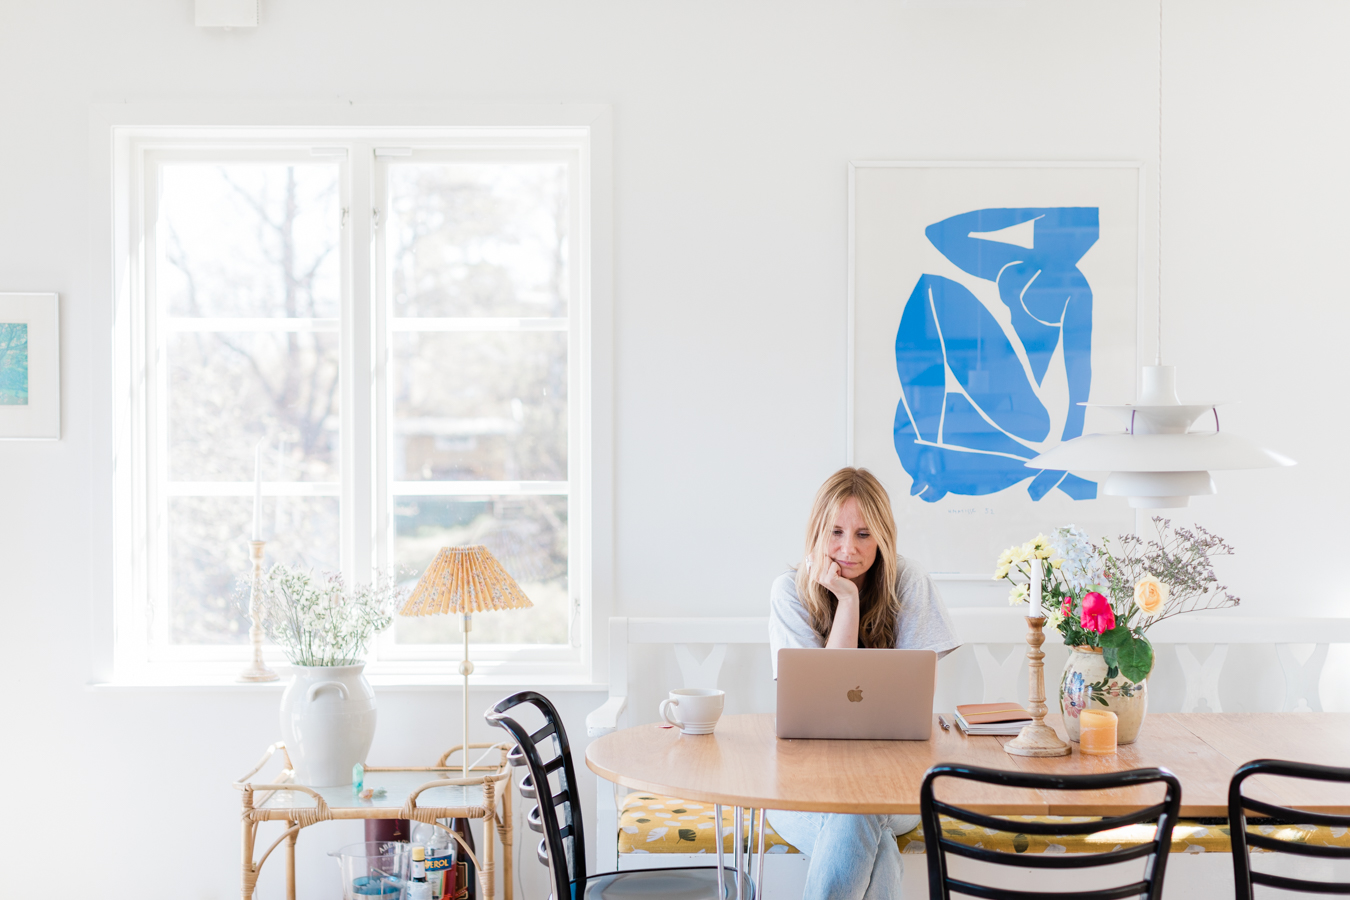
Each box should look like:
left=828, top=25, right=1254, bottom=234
left=450, top=818, right=478, bottom=900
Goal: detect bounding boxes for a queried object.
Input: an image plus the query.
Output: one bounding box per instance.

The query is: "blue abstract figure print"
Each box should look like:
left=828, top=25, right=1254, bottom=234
left=894, top=207, right=1100, bottom=503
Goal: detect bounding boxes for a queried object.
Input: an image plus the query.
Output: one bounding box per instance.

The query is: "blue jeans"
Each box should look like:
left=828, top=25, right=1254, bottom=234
left=767, top=811, right=921, bottom=900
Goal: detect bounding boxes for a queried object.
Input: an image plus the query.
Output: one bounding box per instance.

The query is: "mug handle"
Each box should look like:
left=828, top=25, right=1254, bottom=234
left=660, top=698, right=683, bottom=728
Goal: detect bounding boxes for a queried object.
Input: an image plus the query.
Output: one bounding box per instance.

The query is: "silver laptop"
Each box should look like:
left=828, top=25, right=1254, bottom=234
left=776, top=648, right=937, bottom=740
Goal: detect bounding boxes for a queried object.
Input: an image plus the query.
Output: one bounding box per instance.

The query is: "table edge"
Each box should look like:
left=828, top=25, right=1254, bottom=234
left=586, top=712, right=1350, bottom=816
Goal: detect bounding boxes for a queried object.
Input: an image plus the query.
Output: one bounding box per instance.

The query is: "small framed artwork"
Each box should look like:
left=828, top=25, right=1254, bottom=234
left=0, top=293, right=60, bottom=440
left=849, top=162, right=1141, bottom=574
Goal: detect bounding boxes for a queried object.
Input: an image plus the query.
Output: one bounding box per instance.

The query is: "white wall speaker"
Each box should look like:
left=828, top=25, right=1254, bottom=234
left=195, top=0, right=259, bottom=28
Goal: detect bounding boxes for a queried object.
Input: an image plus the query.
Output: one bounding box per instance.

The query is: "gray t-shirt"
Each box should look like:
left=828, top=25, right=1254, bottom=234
left=768, top=556, right=962, bottom=678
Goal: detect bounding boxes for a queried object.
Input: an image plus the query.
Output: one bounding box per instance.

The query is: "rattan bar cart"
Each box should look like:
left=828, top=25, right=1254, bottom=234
left=234, top=741, right=514, bottom=900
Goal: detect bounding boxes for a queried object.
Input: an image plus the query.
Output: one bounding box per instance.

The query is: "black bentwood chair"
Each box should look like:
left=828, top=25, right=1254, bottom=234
left=920, top=764, right=1183, bottom=900
left=486, top=691, right=746, bottom=900
left=1228, top=758, right=1350, bottom=898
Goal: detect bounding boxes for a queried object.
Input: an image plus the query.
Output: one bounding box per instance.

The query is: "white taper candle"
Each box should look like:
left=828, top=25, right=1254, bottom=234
left=1030, top=555, right=1043, bottom=618
left=252, top=439, right=264, bottom=541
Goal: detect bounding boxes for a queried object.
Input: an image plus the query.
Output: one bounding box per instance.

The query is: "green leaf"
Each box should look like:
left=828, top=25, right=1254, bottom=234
left=1102, top=646, right=1119, bottom=668
left=1099, top=626, right=1131, bottom=648
left=1116, top=634, right=1155, bottom=683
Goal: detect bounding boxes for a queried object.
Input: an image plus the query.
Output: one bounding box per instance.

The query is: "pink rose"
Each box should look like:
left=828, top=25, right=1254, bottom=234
left=1079, top=591, right=1116, bottom=634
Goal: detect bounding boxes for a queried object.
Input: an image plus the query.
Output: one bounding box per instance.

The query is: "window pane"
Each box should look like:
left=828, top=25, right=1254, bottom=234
left=158, top=163, right=340, bottom=318
left=387, top=163, right=569, bottom=318
left=167, top=496, right=340, bottom=645
left=167, top=331, right=340, bottom=482
left=393, top=332, right=565, bottom=482
left=392, top=495, right=568, bottom=645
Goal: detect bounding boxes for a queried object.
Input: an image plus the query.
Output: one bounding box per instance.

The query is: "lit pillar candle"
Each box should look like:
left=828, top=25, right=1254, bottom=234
left=1030, top=555, right=1043, bottom=619
left=1079, top=709, right=1118, bottom=755
left=252, top=439, right=264, bottom=541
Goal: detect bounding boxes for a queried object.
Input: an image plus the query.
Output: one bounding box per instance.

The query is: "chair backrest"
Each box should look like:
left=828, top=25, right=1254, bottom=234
left=920, top=764, right=1182, bottom=900
left=487, top=691, right=587, bottom=900
left=1228, top=758, right=1350, bottom=899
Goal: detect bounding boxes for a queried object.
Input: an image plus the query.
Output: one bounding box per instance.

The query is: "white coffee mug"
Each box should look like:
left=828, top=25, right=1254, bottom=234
left=659, top=688, right=725, bottom=735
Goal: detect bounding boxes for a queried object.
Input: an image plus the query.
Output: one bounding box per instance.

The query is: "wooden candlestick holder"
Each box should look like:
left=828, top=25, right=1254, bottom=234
left=238, top=539, right=279, bottom=683
left=1004, top=615, right=1071, bottom=757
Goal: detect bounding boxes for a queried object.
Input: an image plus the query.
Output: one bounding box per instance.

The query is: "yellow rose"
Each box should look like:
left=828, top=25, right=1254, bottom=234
left=1134, top=576, right=1168, bottom=615
left=1008, top=583, right=1029, bottom=606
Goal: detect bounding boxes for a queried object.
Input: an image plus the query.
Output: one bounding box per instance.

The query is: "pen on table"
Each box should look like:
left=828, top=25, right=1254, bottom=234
left=937, top=715, right=950, bottom=731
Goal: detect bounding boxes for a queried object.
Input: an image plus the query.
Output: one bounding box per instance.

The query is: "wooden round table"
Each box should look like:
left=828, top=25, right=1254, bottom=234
left=585, top=712, right=1045, bottom=900
left=585, top=712, right=1047, bottom=815
left=585, top=711, right=1350, bottom=897
left=586, top=711, right=1350, bottom=817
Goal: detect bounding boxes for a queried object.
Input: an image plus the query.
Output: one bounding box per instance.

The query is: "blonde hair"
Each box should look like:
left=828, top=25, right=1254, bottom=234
left=793, top=467, right=900, bottom=650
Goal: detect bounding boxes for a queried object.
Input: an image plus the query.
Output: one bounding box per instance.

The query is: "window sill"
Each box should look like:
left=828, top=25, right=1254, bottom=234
left=89, top=675, right=609, bottom=692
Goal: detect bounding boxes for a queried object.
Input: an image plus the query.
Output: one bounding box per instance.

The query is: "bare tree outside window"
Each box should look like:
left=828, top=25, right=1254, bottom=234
left=144, top=155, right=576, bottom=650
left=157, top=163, right=341, bottom=644
left=387, top=162, right=572, bottom=646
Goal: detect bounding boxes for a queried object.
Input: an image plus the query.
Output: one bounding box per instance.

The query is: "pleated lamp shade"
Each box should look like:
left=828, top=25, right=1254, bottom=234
left=401, top=545, right=534, bottom=617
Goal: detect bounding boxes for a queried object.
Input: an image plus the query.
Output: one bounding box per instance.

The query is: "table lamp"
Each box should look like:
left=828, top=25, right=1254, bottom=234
left=401, top=545, right=534, bottom=776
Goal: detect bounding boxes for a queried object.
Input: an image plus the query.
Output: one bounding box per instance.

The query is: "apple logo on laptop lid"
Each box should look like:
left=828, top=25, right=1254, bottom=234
left=847, top=686, right=863, bottom=703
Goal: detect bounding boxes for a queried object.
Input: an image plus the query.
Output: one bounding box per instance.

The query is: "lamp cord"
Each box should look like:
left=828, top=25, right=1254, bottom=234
left=1156, top=0, right=1164, bottom=367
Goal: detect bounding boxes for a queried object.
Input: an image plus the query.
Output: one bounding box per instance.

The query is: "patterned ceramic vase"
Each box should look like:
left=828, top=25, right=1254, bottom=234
left=1059, top=646, right=1147, bottom=744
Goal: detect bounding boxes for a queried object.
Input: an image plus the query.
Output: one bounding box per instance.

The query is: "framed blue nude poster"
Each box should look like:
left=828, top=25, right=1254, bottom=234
left=849, top=163, right=1140, bottom=574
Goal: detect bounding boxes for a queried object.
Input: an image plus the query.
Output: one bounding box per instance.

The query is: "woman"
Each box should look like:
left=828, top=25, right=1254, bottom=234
left=768, top=467, right=960, bottom=900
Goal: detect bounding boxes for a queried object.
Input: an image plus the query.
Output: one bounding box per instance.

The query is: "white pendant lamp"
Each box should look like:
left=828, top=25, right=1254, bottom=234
left=1025, top=2, right=1295, bottom=508
left=1028, top=365, right=1294, bottom=508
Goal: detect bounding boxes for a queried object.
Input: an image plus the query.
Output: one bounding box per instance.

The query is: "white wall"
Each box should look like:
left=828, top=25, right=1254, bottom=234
left=1, top=2, right=1348, bottom=898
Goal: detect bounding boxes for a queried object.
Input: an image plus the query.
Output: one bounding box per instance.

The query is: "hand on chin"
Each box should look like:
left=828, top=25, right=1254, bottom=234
left=814, top=559, right=858, bottom=600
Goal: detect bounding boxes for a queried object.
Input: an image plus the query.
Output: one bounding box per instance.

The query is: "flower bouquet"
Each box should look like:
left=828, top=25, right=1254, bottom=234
left=995, top=519, right=1239, bottom=742
left=251, top=565, right=405, bottom=666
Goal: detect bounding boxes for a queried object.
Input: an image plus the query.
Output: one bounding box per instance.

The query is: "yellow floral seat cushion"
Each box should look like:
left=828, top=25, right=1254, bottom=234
left=619, top=793, right=1350, bottom=856
left=1240, top=821, right=1350, bottom=852
left=895, top=815, right=1232, bottom=855
left=618, top=793, right=798, bottom=854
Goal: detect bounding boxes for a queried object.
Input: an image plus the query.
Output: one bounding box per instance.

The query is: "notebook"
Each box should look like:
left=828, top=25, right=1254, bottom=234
left=954, top=701, right=1032, bottom=736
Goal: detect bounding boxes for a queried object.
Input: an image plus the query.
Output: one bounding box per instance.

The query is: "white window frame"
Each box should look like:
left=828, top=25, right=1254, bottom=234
left=106, top=117, right=611, bottom=687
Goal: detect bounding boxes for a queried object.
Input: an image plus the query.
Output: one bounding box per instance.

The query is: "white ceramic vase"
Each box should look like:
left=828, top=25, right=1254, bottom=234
left=280, top=663, right=377, bottom=786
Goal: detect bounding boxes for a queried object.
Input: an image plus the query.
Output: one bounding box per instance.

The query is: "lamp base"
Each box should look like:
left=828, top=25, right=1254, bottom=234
left=1005, top=722, right=1072, bottom=757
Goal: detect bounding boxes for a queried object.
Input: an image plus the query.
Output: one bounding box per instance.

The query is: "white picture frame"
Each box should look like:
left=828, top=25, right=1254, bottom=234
left=849, top=162, right=1142, bottom=574
left=0, top=293, right=60, bottom=440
